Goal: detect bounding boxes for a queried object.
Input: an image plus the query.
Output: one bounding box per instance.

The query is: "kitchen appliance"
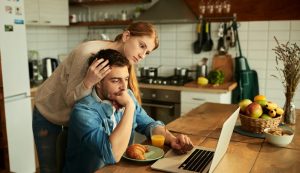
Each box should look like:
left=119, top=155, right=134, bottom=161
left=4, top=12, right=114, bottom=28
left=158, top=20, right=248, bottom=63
left=139, top=67, right=158, bottom=78
left=42, top=57, right=59, bottom=79
left=139, top=75, right=193, bottom=86
left=140, top=88, right=180, bottom=125
left=196, top=57, right=208, bottom=78
left=28, top=50, right=43, bottom=85
left=0, top=1, right=36, bottom=172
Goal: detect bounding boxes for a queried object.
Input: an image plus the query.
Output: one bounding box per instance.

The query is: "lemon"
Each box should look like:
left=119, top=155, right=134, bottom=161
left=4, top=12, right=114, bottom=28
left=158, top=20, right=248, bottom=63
left=197, top=77, right=208, bottom=86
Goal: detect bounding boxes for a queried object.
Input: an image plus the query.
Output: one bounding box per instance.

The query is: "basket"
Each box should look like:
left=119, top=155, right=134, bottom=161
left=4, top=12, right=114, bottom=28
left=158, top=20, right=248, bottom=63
left=239, top=114, right=282, bottom=134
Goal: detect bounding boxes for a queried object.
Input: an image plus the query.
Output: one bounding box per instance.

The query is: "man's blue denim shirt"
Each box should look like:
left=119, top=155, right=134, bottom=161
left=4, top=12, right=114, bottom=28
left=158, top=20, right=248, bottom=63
left=63, top=89, right=164, bottom=173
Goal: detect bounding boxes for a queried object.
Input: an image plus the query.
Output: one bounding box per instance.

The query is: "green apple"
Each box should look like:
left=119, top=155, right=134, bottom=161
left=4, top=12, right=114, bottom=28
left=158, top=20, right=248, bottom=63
left=261, top=114, right=272, bottom=120
left=239, top=99, right=253, bottom=113
left=255, top=100, right=267, bottom=108
left=245, top=102, right=263, bottom=118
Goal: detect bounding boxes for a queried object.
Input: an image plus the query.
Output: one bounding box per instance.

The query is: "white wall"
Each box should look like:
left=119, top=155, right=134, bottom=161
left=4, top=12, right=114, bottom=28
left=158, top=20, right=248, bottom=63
left=26, top=26, right=68, bottom=59
left=26, top=20, right=300, bottom=108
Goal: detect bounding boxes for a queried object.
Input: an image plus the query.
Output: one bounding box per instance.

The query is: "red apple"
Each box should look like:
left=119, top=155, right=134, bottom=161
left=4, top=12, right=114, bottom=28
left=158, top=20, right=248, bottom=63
left=245, top=102, right=263, bottom=118
left=238, top=99, right=252, bottom=113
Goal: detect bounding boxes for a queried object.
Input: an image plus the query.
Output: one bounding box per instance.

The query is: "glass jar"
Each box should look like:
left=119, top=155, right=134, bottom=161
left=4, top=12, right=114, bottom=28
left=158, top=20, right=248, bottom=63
left=284, top=92, right=296, bottom=125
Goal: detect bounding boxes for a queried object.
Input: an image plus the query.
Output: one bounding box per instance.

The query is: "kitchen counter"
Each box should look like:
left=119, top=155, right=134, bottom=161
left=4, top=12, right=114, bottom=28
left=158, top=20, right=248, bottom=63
left=139, top=81, right=237, bottom=93
left=30, top=81, right=237, bottom=94
left=96, top=103, right=300, bottom=173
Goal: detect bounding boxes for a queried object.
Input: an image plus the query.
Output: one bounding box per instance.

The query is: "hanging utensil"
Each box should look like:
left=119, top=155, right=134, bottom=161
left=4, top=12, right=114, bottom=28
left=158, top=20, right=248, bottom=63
left=202, top=22, right=213, bottom=51
left=217, top=23, right=226, bottom=55
left=193, top=18, right=204, bottom=54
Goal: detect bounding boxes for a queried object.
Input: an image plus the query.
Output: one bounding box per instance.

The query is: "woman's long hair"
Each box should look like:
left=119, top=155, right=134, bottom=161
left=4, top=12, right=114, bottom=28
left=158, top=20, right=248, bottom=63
left=115, top=22, right=159, bottom=104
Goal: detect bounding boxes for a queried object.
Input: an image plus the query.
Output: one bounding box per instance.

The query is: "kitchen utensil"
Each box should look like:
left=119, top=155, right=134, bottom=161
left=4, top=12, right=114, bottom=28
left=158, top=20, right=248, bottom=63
left=202, top=22, right=213, bottom=51
left=196, top=57, right=208, bottom=78
left=193, top=18, right=204, bottom=54
left=264, top=127, right=294, bottom=147
left=42, top=57, right=59, bottom=79
left=212, top=54, right=234, bottom=82
left=174, top=67, right=192, bottom=78
left=217, top=23, right=227, bottom=55
left=140, top=66, right=161, bottom=78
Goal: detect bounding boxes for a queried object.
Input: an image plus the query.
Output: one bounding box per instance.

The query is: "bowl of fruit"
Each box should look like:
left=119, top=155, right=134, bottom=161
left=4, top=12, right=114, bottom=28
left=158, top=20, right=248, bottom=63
left=264, top=127, right=294, bottom=147
left=238, top=95, right=284, bottom=134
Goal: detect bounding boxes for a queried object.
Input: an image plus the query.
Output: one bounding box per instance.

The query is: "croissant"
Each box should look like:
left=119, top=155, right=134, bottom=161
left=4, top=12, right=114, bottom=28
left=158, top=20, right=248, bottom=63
left=126, top=144, right=149, bottom=160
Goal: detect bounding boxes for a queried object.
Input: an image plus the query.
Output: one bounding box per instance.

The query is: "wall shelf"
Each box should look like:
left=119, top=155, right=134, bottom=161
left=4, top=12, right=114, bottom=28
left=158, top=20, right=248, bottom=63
left=70, top=0, right=151, bottom=6
left=69, top=19, right=133, bottom=27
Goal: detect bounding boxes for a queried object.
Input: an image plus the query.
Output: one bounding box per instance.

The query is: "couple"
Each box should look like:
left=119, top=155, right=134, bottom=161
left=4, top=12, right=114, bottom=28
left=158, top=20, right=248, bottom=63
left=33, top=22, right=193, bottom=173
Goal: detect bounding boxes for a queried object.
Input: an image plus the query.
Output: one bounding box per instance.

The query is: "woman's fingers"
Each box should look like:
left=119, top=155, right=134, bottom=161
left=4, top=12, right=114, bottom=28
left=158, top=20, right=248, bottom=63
left=95, top=59, right=109, bottom=71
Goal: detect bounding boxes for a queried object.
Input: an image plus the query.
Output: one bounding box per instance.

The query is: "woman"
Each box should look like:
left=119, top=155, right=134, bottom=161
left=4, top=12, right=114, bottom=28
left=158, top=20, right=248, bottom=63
left=33, top=22, right=159, bottom=173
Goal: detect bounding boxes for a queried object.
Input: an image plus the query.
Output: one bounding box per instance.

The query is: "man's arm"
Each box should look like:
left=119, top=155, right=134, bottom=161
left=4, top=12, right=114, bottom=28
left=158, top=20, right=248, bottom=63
left=109, top=91, right=135, bottom=162
left=152, top=125, right=194, bottom=152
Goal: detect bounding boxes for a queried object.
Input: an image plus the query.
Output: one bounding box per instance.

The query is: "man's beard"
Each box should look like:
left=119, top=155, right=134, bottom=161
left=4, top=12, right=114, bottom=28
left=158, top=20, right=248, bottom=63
left=101, top=88, right=124, bottom=110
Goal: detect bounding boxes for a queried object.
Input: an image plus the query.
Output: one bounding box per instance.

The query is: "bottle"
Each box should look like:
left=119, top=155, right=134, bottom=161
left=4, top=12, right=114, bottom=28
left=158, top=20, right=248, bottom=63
left=196, top=58, right=208, bottom=78
left=121, top=10, right=127, bottom=21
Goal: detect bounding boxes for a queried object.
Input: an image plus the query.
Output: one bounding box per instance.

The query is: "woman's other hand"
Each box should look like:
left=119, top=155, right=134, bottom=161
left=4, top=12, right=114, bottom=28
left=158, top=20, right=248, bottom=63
left=83, top=59, right=111, bottom=89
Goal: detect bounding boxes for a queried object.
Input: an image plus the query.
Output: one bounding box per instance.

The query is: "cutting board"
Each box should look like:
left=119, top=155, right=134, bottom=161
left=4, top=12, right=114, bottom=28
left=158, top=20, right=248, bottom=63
left=212, top=54, right=234, bottom=82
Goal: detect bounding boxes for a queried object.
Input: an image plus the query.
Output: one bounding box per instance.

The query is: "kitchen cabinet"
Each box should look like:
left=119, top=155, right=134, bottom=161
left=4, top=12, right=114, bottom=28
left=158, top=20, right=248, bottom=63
left=24, top=0, right=69, bottom=26
left=181, top=91, right=231, bottom=115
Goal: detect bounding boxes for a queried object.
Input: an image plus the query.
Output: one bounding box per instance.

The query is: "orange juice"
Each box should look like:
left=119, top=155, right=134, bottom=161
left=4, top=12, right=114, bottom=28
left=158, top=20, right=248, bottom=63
left=151, top=135, right=165, bottom=148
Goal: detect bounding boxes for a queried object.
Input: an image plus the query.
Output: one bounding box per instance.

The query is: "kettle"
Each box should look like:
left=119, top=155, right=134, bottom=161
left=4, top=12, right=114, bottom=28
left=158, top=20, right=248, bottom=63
left=42, top=57, right=59, bottom=79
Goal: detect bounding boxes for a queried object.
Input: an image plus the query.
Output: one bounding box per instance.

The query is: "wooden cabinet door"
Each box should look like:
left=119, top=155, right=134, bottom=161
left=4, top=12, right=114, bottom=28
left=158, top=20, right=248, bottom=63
left=39, top=0, right=69, bottom=26
left=24, top=0, right=40, bottom=25
left=25, top=0, right=69, bottom=26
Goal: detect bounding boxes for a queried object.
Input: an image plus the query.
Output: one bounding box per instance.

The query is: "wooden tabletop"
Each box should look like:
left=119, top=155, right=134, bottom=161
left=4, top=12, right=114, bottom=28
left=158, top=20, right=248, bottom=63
left=96, top=102, right=300, bottom=173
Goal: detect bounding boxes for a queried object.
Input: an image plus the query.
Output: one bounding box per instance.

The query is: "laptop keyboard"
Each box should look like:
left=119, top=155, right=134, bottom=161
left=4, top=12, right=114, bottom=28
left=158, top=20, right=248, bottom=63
left=178, top=149, right=214, bottom=173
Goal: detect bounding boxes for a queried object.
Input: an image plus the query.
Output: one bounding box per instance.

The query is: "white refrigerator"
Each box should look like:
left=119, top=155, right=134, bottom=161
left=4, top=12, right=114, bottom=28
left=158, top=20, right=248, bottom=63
left=0, top=1, right=36, bottom=172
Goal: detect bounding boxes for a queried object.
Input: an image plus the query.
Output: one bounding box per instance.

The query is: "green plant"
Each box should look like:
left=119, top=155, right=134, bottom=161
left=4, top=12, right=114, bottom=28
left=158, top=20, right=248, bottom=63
left=208, top=70, right=224, bottom=85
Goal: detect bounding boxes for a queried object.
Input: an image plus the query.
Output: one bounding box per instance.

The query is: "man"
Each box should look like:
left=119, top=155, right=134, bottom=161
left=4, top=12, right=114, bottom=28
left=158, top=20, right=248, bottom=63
left=63, top=49, right=193, bottom=173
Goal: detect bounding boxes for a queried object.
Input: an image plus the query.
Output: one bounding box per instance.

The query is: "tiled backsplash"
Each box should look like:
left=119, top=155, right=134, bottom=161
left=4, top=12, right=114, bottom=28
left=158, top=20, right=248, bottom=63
left=26, top=20, right=300, bottom=107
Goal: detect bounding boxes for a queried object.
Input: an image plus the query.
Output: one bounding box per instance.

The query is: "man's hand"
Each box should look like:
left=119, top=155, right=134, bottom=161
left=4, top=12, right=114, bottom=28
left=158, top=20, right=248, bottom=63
left=109, top=91, right=134, bottom=110
left=170, top=134, right=194, bottom=154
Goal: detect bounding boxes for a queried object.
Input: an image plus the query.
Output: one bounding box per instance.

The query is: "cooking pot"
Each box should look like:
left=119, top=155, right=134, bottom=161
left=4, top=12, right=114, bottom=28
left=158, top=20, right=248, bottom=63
left=140, top=67, right=158, bottom=77
left=174, top=67, right=191, bottom=78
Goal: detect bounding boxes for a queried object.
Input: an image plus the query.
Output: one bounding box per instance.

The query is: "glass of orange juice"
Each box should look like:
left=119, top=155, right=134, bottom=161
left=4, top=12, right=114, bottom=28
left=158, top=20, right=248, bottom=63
left=151, top=135, right=165, bottom=148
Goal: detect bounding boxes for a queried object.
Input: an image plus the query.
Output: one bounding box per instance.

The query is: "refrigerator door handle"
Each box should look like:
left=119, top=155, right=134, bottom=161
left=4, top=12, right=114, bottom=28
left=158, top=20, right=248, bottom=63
left=4, top=93, right=30, bottom=102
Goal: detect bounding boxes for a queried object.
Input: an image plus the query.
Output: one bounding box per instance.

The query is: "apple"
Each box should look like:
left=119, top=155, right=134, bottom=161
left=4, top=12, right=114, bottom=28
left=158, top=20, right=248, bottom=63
left=245, top=102, right=263, bottom=118
left=261, top=114, right=272, bottom=120
left=239, top=99, right=253, bottom=113
left=255, top=99, right=267, bottom=108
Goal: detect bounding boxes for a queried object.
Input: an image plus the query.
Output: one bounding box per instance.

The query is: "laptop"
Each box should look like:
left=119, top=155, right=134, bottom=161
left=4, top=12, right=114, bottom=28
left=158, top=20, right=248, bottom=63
left=151, top=107, right=240, bottom=173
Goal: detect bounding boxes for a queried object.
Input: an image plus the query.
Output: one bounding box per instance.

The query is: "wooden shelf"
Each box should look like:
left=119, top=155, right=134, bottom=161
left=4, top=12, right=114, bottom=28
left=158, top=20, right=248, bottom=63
left=185, top=0, right=300, bottom=21
left=69, top=19, right=133, bottom=27
left=70, top=0, right=151, bottom=6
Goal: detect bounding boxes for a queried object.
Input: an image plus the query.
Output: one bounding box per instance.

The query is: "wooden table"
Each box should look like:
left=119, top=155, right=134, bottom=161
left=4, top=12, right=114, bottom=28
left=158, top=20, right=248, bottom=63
left=96, top=102, right=300, bottom=173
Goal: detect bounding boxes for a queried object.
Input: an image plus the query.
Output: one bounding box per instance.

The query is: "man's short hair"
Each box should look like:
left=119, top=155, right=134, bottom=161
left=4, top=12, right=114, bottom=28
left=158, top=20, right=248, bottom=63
left=88, top=49, right=130, bottom=67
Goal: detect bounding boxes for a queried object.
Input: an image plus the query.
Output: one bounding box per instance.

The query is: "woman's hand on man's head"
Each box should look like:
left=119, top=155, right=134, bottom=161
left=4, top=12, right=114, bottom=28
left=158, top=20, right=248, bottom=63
left=83, top=58, right=111, bottom=89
